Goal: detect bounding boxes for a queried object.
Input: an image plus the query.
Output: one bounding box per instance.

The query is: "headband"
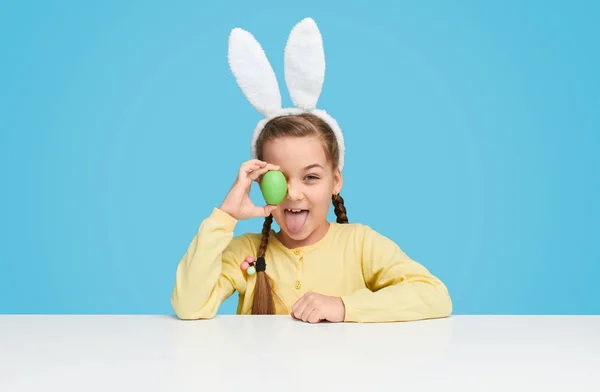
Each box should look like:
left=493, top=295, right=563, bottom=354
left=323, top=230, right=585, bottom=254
left=227, top=17, right=345, bottom=170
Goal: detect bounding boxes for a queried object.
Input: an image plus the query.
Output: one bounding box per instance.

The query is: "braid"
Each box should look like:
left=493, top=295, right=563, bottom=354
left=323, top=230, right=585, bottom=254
left=332, top=193, right=349, bottom=224
left=251, top=215, right=275, bottom=314
left=257, top=214, right=272, bottom=258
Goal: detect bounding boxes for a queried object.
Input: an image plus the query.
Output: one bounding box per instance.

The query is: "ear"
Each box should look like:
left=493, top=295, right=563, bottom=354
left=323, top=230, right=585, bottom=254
left=332, top=168, right=343, bottom=195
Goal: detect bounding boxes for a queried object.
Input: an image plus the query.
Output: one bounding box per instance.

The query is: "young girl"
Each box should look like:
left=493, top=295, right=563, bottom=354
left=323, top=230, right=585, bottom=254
left=170, top=18, right=452, bottom=323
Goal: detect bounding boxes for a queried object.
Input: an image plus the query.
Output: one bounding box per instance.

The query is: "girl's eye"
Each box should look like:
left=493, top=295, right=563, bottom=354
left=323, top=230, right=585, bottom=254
left=305, top=175, right=319, bottom=181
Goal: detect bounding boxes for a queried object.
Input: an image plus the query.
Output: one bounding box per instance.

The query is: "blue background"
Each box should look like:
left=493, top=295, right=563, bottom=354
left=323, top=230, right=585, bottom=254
left=1, top=1, right=598, bottom=315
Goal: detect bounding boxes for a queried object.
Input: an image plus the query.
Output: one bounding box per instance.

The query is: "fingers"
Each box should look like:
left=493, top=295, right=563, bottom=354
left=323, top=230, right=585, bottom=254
left=299, top=304, right=322, bottom=323
left=297, top=303, right=315, bottom=322
left=291, top=293, right=327, bottom=323
left=239, top=160, right=258, bottom=174
left=291, top=293, right=316, bottom=321
left=307, top=308, right=322, bottom=324
left=240, top=159, right=264, bottom=173
left=248, top=165, right=270, bottom=181
left=264, top=205, right=278, bottom=216
left=251, top=204, right=278, bottom=217
left=237, top=160, right=281, bottom=192
left=291, top=293, right=309, bottom=317
left=241, top=160, right=279, bottom=174
left=292, top=293, right=309, bottom=313
left=301, top=304, right=320, bottom=323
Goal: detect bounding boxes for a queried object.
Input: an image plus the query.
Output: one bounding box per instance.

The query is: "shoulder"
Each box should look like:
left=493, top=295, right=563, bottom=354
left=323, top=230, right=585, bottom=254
left=331, top=221, right=401, bottom=255
left=330, top=221, right=389, bottom=242
left=222, top=231, right=264, bottom=261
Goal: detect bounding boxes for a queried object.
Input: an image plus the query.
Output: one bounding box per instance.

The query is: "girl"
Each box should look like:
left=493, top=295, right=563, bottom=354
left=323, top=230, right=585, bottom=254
left=170, top=18, right=452, bottom=323
left=170, top=112, right=452, bottom=323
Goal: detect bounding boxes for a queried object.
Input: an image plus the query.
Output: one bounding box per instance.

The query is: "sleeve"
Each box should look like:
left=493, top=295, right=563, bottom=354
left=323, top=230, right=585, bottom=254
left=170, top=208, right=251, bottom=320
left=340, top=225, right=452, bottom=323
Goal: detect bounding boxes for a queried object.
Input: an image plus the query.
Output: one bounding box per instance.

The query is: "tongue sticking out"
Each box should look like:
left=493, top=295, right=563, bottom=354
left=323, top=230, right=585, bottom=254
left=285, top=210, right=309, bottom=233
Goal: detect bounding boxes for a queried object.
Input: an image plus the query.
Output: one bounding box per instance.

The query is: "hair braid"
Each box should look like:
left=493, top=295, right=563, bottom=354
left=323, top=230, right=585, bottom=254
left=251, top=215, right=275, bottom=314
left=332, top=193, right=349, bottom=224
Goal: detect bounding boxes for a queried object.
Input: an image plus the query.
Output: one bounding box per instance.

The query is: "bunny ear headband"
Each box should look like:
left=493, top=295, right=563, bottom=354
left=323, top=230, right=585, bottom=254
left=227, top=17, right=345, bottom=171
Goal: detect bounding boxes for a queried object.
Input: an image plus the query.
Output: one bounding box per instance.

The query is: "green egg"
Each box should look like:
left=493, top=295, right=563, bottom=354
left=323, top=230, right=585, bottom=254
left=247, top=266, right=256, bottom=275
left=260, top=170, right=287, bottom=205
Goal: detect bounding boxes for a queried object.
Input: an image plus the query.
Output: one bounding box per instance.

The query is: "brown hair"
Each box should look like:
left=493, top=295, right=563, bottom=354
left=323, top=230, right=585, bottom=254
left=250, top=113, right=349, bottom=315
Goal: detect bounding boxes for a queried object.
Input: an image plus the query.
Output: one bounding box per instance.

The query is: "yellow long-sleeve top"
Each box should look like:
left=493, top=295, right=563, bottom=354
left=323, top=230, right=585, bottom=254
left=171, top=208, right=452, bottom=323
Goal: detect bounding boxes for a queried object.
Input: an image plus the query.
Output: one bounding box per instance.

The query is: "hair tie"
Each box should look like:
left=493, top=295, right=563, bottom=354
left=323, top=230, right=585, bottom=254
left=255, top=257, right=266, bottom=272
left=241, top=256, right=266, bottom=275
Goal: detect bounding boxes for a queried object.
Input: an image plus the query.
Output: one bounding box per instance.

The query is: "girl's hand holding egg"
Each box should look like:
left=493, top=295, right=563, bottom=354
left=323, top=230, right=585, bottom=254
left=219, top=159, right=283, bottom=220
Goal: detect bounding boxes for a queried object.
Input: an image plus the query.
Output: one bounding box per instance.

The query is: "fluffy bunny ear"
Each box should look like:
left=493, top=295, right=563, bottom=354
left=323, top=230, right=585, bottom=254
left=228, top=27, right=282, bottom=117
left=284, top=18, right=326, bottom=110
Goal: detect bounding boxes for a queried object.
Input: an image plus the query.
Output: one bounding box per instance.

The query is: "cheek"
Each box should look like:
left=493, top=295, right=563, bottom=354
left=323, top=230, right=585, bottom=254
left=307, top=186, right=333, bottom=209
left=272, top=208, right=284, bottom=221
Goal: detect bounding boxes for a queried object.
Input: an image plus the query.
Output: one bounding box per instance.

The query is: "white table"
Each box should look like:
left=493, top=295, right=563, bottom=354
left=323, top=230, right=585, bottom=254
left=1, top=315, right=599, bottom=391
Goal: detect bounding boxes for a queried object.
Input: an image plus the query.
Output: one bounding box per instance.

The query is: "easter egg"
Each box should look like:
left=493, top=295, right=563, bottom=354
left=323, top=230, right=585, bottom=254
left=260, top=170, right=287, bottom=205
left=247, top=266, right=256, bottom=275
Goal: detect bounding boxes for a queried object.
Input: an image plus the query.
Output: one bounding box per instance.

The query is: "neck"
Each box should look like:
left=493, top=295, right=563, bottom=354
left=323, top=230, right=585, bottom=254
left=276, top=221, right=330, bottom=249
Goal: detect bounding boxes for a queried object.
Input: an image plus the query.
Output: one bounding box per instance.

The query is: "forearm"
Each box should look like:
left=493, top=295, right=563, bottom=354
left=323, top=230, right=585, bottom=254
left=171, top=208, right=239, bottom=319
left=341, top=278, right=452, bottom=323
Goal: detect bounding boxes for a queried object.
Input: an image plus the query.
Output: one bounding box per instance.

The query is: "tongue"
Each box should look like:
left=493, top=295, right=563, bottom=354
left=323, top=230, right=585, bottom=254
left=285, top=210, right=309, bottom=233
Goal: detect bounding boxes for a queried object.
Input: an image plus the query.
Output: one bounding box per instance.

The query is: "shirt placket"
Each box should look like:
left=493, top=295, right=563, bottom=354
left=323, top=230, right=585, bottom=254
left=292, top=248, right=304, bottom=293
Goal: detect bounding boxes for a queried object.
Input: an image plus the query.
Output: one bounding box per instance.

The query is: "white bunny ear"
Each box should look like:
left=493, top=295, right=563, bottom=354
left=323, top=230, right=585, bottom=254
left=284, top=18, right=326, bottom=110
left=228, top=27, right=282, bottom=117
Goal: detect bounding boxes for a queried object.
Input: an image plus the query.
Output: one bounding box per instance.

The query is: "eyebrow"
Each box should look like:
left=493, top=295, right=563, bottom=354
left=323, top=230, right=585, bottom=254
left=304, top=163, right=324, bottom=170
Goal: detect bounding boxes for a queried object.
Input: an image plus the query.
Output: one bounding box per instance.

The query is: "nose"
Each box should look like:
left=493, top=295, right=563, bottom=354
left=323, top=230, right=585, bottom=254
left=286, top=180, right=304, bottom=201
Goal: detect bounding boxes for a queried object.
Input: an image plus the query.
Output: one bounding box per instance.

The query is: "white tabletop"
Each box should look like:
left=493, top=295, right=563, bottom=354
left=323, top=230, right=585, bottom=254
left=1, top=315, right=599, bottom=391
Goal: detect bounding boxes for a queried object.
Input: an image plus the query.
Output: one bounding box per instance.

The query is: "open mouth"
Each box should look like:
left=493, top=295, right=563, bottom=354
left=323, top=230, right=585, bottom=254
left=284, top=209, right=309, bottom=233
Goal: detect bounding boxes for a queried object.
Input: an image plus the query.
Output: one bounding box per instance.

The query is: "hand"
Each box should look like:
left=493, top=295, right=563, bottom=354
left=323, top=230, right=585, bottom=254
left=219, top=159, right=280, bottom=220
left=290, top=292, right=345, bottom=323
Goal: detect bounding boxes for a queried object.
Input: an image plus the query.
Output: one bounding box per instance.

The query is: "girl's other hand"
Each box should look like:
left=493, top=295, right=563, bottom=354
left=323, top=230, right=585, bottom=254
left=291, top=292, right=346, bottom=323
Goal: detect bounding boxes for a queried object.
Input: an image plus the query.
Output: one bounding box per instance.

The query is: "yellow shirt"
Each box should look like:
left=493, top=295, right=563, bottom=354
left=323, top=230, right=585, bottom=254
left=171, top=208, right=452, bottom=323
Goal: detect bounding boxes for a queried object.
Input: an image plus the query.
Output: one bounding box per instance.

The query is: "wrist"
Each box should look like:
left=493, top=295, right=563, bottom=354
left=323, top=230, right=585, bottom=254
left=218, top=203, right=238, bottom=220
left=328, top=297, right=345, bottom=323
left=209, top=208, right=239, bottom=232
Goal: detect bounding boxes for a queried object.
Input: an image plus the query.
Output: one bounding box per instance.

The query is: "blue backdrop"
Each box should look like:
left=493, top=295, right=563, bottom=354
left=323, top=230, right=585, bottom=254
left=1, top=1, right=598, bottom=315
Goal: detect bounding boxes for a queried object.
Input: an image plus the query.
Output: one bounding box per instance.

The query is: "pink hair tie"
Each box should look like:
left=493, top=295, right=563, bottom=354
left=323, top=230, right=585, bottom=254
left=241, top=256, right=266, bottom=275
left=241, top=256, right=256, bottom=275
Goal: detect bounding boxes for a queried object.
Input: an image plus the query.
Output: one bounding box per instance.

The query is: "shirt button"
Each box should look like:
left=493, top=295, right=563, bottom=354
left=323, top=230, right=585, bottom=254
left=295, top=280, right=301, bottom=290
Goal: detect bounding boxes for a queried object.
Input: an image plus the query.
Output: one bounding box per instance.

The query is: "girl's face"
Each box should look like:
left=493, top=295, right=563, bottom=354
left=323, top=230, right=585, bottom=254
left=260, top=135, right=342, bottom=249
